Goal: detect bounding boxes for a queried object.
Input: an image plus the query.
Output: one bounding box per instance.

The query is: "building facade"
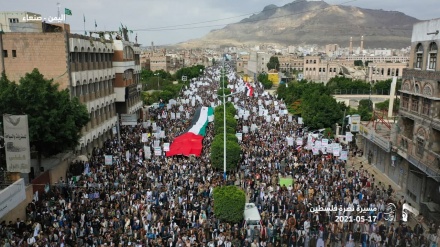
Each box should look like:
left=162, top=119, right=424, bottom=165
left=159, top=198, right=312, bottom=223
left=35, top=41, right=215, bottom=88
left=0, top=21, right=143, bottom=155
left=246, top=51, right=271, bottom=79
left=303, top=56, right=351, bottom=83
left=368, top=62, right=408, bottom=83
left=112, top=39, right=143, bottom=115
left=0, top=27, right=119, bottom=155
left=396, top=18, right=440, bottom=211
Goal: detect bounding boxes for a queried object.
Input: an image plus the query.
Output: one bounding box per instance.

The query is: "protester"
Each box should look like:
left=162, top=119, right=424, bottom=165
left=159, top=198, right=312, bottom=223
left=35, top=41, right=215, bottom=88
left=0, top=63, right=437, bottom=247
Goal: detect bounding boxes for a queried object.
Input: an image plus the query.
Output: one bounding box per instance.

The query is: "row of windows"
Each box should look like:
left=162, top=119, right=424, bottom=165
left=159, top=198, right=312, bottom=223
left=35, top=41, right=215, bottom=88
left=305, top=67, right=338, bottom=72
left=371, top=68, right=400, bottom=77
left=3, top=50, right=17, bottom=58
left=401, top=94, right=432, bottom=116
left=305, top=59, right=317, bottom=64
left=415, top=42, right=438, bottom=70
left=70, top=52, right=113, bottom=63
left=71, top=80, right=114, bottom=100
left=84, top=104, right=117, bottom=133
left=280, top=63, right=304, bottom=66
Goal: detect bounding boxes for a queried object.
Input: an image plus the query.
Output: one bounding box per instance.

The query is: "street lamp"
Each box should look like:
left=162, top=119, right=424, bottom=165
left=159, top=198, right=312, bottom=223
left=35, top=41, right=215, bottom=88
left=219, top=59, right=242, bottom=181
left=154, top=73, right=160, bottom=90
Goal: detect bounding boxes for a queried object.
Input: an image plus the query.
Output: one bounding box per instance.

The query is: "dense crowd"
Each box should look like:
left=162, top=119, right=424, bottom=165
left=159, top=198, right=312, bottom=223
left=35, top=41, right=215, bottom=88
left=1, top=64, right=440, bottom=247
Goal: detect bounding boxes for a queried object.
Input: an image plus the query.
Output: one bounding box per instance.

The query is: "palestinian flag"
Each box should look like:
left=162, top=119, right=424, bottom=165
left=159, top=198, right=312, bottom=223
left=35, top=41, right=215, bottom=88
left=166, top=107, right=214, bottom=157
left=245, top=83, right=253, bottom=97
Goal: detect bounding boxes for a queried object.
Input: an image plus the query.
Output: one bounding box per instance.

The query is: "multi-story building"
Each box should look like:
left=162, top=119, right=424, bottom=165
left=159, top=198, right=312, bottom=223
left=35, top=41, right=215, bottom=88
left=149, top=52, right=172, bottom=72
left=277, top=55, right=304, bottom=73
left=246, top=51, right=271, bottom=79
left=0, top=25, right=118, bottom=155
left=236, top=52, right=249, bottom=73
left=112, top=39, right=143, bottom=115
left=0, top=15, right=143, bottom=155
left=367, top=62, right=408, bottom=83
left=303, top=56, right=354, bottom=83
left=344, top=54, right=409, bottom=63
left=396, top=18, right=440, bottom=209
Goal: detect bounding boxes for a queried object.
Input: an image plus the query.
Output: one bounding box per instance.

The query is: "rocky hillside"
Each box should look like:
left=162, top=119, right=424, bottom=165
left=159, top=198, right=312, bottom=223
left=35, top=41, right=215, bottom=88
left=178, top=0, right=419, bottom=49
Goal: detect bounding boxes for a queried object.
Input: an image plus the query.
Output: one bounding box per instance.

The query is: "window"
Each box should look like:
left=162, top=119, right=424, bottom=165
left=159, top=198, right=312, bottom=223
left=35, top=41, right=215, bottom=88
left=12, top=50, right=16, bottom=58
left=416, top=137, right=424, bottom=156
left=402, top=94, right=409, bottom=109
left=422, top=98, right=431, bottom=116
left=415, top=43, right=423, bottom=69
left=411, top=96, right=419, bottom=112
left=8, top=18, right=19, bottom=23
left=428, top=42, right=437, bottom=70
left=3, top=50, right=7, bottom=58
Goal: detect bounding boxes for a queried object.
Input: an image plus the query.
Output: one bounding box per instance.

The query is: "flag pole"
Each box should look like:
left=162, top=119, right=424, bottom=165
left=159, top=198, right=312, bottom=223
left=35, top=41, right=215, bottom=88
left=83, top=15, right=86, bottom=35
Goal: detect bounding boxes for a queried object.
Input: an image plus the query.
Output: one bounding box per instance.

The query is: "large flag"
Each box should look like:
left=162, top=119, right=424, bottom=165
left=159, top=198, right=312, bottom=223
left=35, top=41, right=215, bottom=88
left=245, top=82, right=254, bottom=97
left=166, top=107, right=214, bottom=157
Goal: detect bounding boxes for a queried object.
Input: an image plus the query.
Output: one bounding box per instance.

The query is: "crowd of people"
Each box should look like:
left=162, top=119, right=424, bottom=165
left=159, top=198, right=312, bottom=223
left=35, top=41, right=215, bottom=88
left=1, top=64, right=440, bottom=247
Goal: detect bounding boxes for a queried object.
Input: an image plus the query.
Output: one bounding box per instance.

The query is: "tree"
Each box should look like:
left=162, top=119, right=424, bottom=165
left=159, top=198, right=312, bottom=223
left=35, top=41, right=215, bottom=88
left=301, top=92, right=343, bottom=129
left=213, top=186, right=246, bottom=223
left=354, top=60, right=363, bottom=66
left=0, top=69, right=90, bottom=172
left=266, top=56, right=280, bottom=71
left=210, top=134, right=241, bottom=172
left=257, top=73, right=273, bottom=89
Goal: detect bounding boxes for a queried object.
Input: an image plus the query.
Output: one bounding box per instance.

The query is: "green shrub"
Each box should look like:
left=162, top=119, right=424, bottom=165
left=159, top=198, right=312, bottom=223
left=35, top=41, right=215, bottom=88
left=213, top=186, right=246, bottom=223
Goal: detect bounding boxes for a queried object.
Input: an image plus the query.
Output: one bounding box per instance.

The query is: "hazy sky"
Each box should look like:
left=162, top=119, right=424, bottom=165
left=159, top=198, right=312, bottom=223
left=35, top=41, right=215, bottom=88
left=3, top=0, right=439, bottom=46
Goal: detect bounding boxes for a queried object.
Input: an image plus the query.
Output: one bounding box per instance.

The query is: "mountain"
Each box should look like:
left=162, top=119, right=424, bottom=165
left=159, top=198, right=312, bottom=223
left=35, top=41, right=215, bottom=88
left=178, top=0, right=419, bottom=49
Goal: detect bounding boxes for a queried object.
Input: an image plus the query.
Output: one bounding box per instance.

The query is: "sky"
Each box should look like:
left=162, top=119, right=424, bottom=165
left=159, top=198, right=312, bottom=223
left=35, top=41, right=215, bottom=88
left=3, top=0, right=440, bottom=46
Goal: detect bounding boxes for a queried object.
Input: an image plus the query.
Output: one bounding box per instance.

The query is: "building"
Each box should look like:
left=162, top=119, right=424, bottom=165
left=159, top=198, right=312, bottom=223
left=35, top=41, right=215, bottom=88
left=396, top=18, right=440, bottom=211
left=0, top=26, right=118, bottom=155
left=236, top=52, right=249, bottom=74
left=344, top=54, right=409, bottom=63
left=0, top=16, right=143, bottom=155
left=325, top=44, right=339, bottom=57
left=367, top=62, right=408, bottom=83
left=303, top=56, right=354, bottom=83
left=112, top=39, right=143, bottom=115
left=358, top=18, right=440, bottom=224
left=0, top=11, right=46, bottom=33
left=246, top=51, right=271, bottom=79
left=277, top=55, right=304, bottom=73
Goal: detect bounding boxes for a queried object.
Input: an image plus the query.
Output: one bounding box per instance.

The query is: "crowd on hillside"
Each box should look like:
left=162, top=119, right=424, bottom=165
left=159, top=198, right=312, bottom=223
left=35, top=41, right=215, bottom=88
left=1, top=64, right=440, bottom=247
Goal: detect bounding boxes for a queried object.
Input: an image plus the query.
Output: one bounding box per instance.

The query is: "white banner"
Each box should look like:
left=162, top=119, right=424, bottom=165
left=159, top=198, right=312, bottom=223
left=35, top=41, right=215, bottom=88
left=142, top=133, right=148, bottom=142
left=235, top=133, right=242, bottom=142
left=0, top=178, right=26, bottom=219
left=340, top=151, right=348, bottom=160
left=121, top=114, right=137, bottom=126
left=104, top=155, right=113, bottom=165
left=287, top=137, right=294, bottom=146
left=144, top=146, right=151, bottom=159
left=3, top=115, right=31, bottom=173
left=154, top=146, right=162, bottom=156
left=321, top=139, right=329, bottom=148
left=163, top=143, right=170, bottom=152
left=298, top=117, right=303, bottom=125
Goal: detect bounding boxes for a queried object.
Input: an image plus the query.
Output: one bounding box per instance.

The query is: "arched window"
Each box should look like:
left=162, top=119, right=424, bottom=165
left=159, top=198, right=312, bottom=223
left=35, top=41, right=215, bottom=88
left=415, top=43, right=423, bottom=69
left=123, top=46, right=134, bottom=60
left=428, top=42, right=438, bottom=70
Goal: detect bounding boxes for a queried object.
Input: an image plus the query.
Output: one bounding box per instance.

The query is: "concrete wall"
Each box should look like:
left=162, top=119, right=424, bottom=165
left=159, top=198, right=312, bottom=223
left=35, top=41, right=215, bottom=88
left=0, top=185, right=33, bottom=223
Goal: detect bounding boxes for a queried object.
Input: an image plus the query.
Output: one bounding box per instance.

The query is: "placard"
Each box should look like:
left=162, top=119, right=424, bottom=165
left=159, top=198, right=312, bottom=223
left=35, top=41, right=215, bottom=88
left=104, top=155, right=113, bottom=165
left=121, top=114, right=137, bottom=126
left=3, top=115, right=31, bottom=173
left=142, top=133, right=148, bottom=142
left=163, top=143, right=170, bottom=152
left=154, top=146, right=162, bottom=156
left=235, top=133, right=242, bottom=142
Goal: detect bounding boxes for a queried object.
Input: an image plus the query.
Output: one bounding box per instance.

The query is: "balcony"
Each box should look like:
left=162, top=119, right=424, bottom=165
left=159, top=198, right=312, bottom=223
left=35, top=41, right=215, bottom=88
left=397, top=135, right=440, bottom=182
